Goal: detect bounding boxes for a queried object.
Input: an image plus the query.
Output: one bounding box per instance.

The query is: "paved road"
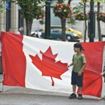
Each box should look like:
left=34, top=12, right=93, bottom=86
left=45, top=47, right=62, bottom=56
left=0, top=87, right=104, bottom=105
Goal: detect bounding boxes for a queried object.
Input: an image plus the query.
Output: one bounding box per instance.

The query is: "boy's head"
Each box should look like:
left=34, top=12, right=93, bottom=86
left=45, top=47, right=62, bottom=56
left=74, top=43, right=84, bottom=53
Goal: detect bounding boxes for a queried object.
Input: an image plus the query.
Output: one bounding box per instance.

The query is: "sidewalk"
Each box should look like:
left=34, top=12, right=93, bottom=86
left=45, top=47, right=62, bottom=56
left=0, top=87, right=104, bottom=105
left=0, top=75, right=104, bottom=105
left=0, top=85, right=104, bottom=105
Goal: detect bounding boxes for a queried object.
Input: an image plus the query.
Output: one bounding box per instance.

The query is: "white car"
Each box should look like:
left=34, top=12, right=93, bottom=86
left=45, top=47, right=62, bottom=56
left=31, top=31, right=42, bottom=38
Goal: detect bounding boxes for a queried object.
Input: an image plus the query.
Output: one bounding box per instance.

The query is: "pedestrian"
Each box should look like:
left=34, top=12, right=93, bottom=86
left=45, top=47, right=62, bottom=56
left=68, top=43, right=86, bottom=99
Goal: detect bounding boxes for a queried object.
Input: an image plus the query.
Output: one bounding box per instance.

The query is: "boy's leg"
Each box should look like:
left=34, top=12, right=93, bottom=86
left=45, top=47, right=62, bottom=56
left=73, top=85, right=76, bottom=94
left=69, top=85, right=77, bottom=99
left=77, top=87, right=83, bottom=99
left=71, top=71, right=77, bottom=94
left=77, top=74, right=83, bottom=99
left=69, top=71, right=77, bottom=99
left=77, top=87, right=82, bottom=95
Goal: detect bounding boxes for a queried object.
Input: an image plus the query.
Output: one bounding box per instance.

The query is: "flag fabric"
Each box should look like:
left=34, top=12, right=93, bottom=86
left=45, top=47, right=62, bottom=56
left=1, top=32, right=105, bottom=98
left=82, top=42, right=105, bottom=97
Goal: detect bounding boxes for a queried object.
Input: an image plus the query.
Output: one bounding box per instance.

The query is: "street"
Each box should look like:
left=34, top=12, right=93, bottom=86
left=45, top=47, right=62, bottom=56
left=0, top=86, right=104, bottom=105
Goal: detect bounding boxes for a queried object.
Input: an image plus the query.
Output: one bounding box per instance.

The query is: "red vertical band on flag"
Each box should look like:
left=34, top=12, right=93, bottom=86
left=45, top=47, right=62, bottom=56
left=1, top=32, right=26, bottom=87
left=82, top=42, right=105, bottom=97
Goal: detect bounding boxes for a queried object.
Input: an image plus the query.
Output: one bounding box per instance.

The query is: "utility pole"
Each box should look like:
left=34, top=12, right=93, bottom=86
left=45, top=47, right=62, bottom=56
left=45, top=0, right=51, bottom=39
left=88, top=0, right=95, bottom=42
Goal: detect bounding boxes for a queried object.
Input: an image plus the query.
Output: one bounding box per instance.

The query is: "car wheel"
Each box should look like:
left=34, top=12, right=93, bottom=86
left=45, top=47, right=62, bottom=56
left=66, top=35, right=71, bottom=41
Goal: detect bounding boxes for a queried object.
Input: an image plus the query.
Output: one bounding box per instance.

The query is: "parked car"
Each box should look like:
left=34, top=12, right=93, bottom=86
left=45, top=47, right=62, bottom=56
left=41, top=31, right=80, bottom=42
left=31, top=30, right=43, bottom=38
left=66, top=28, right=82, bottom=39
left=31, top=27, right=81, bottom=42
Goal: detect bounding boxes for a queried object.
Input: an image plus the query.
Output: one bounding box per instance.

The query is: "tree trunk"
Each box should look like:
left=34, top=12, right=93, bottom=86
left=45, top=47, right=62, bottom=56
left=61, top=18, right=66, bottom=41
left=97, top=2, right=102, bottom=41
left=57, top=0, right=72, bottom=41
left=84, top=1, right=87, bottom=42
left=68, top=0, right=72, bottom=5
left=25, top=19, right=33, bottom=35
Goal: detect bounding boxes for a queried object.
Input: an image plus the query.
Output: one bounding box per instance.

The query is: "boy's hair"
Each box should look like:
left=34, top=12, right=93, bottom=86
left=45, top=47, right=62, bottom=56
left=74, top=43, right=84, bottom=51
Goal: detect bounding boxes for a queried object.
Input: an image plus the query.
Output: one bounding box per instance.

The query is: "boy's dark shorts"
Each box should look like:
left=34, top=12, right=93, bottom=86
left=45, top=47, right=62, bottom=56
left=71, top=71, right=83, bottom=87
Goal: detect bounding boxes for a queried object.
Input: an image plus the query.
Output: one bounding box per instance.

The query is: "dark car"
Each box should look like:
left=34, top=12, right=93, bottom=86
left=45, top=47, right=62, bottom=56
left=41, top=31, right=80, bottom=42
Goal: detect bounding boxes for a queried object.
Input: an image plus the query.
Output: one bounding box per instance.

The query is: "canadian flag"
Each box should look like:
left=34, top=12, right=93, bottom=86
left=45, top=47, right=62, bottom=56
left=1, top=32, right=105, bottom=98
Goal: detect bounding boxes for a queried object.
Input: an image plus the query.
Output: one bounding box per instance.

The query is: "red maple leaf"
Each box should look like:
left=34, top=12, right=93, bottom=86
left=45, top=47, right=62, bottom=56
left=30, top=46, right=68, bottom=86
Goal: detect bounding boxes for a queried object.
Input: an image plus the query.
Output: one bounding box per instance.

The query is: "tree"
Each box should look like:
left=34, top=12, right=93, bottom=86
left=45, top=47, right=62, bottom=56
left=68, top=0, right=72, bottom=5
left=57, top=0, right=66, bottom=41
left=73, top=2, right=87, bottom=41
left=56, top=0, right=72, bottom=41
left=95, top=0, right=105, bottom=41
left=81, top=0, right=88, bottom=42
left=3, top=0, right=45, bottom=35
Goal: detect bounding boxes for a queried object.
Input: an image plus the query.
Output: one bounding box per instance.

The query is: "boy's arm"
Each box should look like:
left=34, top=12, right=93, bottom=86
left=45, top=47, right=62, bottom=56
left=78, top=63, right=86, bottom=76
left=68, top=55, right=74, bottom=67
left=78, top=54, right=86, bottom=75
left=68, top=62, right=73, bottom=67
left=80, top=63, right=86, bottom=73
left=81, top=54, right=86, bottom=72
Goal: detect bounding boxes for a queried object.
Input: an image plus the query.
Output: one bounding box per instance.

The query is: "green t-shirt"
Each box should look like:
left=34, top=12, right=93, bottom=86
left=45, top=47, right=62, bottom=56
left=72, top=54, right=86, bottom=73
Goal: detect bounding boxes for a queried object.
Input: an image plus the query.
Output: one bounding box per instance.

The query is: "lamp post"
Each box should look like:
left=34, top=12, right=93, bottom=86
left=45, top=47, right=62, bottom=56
left=88, top=0, right=95, bottom=42
left=45, top=0, right=51, bottom=39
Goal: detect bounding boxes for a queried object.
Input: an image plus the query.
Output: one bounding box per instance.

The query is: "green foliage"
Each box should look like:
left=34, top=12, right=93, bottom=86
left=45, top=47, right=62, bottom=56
left=73, top=3, right=84, bottom=14
left=57, top=0, right=64, bottom=3
left=75, top=12, right=88, bottom=20
left=0, top=1, right=5, bottom=13
left=73, top=3, right=89, bottom=21
left=17, top=0, right=45, bottom=21
left=67, top=17, right=76, bottom=25
left=2, top=0, right=45, bottom=20
left=2, top=0, right=46, bottom=35
left=81, top=0, right=89, bottom=3
left=93, top=0, right=105, bottom=3
left=16, top=0, right=46, bottom=35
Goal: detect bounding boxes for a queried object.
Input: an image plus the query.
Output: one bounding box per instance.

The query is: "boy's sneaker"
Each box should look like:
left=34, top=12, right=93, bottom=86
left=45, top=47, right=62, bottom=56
left=78, top=94, right=83, bottom=100
left=69, top=93, right=77, bottom=99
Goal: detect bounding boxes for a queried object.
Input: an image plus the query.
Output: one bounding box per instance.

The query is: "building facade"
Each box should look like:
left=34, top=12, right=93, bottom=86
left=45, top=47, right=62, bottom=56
left=0, top=0, right=24, bottom=33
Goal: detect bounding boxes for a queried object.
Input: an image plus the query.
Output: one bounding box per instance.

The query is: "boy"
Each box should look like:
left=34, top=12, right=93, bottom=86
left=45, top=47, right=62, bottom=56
left=69, top=43, right=86, bottom=99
